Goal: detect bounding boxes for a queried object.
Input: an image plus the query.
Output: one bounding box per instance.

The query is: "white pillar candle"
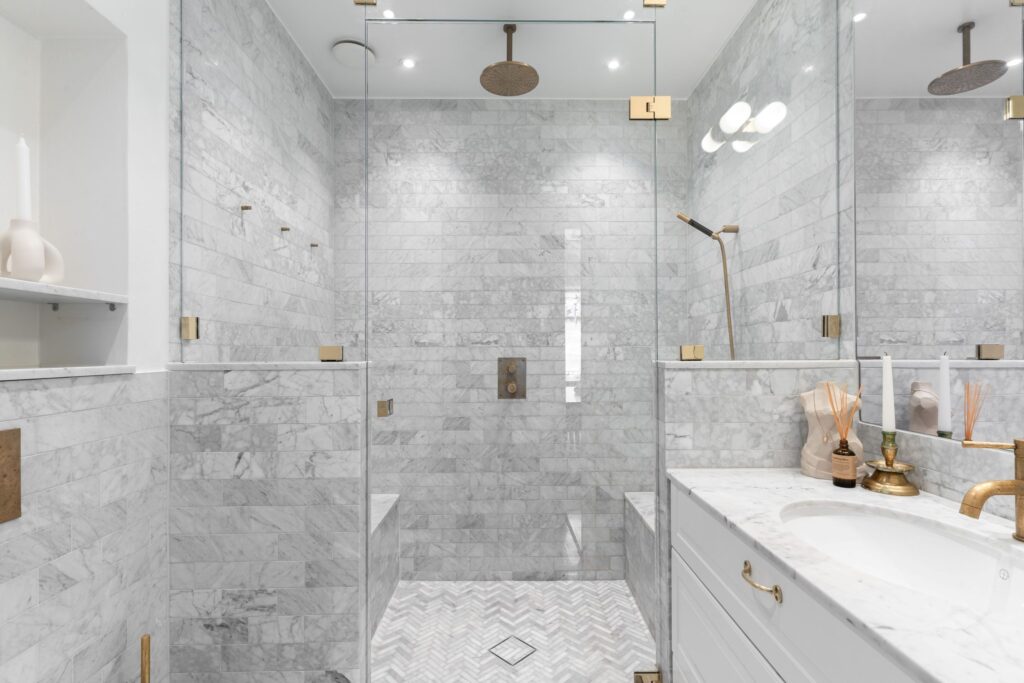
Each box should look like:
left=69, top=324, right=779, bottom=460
left=15, top=137, right=31, bottom=221
left=938, top=352, right=951, bottom=435
left=882, top=352, right=895, bottom=432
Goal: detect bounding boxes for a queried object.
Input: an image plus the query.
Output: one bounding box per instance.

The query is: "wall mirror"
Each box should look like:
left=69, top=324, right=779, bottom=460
left=855, top=0, right=1024, bottom=441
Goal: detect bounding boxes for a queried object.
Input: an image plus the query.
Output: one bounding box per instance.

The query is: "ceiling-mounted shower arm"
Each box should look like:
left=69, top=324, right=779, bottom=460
left=960, top=22, right=975, bottom=67
left=505, top=24, right=515, bottom=62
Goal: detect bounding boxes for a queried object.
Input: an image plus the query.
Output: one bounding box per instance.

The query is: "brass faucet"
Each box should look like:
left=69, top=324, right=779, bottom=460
left=960, top=440, right=1024, bottom=542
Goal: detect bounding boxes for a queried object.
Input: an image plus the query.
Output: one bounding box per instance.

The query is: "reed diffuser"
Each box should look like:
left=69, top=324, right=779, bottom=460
left=964, top=382, right=987, bottom=442
left=826, top=382, right=862, bottom=488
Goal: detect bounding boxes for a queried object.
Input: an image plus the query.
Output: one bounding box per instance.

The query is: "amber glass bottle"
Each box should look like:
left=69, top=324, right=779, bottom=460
left=832, top=439, right=857, bottom=488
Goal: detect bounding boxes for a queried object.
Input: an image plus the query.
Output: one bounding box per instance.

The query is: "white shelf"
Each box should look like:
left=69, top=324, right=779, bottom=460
left=0, top=278, right=128, bottom=306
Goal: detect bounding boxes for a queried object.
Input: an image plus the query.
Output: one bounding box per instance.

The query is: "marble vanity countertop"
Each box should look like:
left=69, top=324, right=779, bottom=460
left=668, top=468, right=1024, bottom=683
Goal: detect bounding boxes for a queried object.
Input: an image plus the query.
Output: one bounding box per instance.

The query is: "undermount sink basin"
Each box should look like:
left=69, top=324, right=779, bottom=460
left=781, top=501, right=1024, bottom=617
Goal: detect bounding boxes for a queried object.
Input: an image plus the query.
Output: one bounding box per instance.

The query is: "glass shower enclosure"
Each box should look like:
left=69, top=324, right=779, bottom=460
left=357, top=10, right=663, bottom=681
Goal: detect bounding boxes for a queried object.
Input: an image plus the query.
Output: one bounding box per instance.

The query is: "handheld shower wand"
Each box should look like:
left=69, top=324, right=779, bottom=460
left=677, top=212, right=739, bottom=360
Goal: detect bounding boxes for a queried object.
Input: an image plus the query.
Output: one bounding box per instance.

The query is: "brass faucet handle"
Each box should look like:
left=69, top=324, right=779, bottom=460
left=962, top=440, right=1016, bottom=451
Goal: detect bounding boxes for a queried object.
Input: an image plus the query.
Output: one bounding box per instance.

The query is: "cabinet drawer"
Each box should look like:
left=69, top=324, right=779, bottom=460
left=671, top=484, right=915, bottom=683
left=672, top=549, right=782, bottom=683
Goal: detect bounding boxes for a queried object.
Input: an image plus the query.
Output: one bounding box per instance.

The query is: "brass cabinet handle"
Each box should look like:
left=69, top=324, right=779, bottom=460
left=741, top=560, right=783, bottom=604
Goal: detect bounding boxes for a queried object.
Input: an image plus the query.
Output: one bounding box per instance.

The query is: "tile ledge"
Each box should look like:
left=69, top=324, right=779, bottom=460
left=167, top=361, right=369, bottom=372
left=658, top=360, right=857, bottom=370
left=0, top=365, right=136, bottom=382
left=859, top=359, right=1024, bottom=369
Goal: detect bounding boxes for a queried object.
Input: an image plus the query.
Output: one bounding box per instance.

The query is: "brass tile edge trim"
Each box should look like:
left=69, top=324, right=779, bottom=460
left=0, top=429, right=21, bottom=524
left=141, top=634, right=151, bottom=683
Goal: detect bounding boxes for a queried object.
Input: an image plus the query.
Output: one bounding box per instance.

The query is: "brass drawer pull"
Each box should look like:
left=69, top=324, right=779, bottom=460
left=742, top=560, right=783, bottom=604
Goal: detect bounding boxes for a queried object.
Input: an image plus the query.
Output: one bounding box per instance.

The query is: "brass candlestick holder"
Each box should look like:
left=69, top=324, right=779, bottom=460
left=862, top=431, right=919, bottom=496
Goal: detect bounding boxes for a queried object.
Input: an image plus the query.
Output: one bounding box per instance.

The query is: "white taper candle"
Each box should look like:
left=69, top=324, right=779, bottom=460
left=938, top=352, right=951, bottom=434
left=882, top=352, right=895, bottom=432
left=15, top=137, right=31, bottom=221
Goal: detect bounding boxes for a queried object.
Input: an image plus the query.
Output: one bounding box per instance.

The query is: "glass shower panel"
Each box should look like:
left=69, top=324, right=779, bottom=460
left=363, top=16, right=659, bottom=679
left=656, top=0, right=843, bottom=361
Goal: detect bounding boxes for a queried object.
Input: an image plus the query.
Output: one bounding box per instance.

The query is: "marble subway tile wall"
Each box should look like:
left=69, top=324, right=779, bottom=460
left=168, top=366, right=365, bottom=682
left=335, top=99, right=657, bottom=580
left=658, top=361, right=859, bottom=470
left=0, top=373, right=170, bottom=683
left=682, top=0, right=841, bottom=360
left=178, top=0, right=336, bottom=362
left=657, top=115, right=692, bottom=360
left=855, top=98, right=1024, bottom=360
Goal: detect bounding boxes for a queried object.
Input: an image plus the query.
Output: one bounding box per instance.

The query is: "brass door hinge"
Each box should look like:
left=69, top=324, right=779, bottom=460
left=630, top=96, right=672, bottom=121
left=319, top=345, right=344, bottom=362
left=643, top=0, right=667, bottom=6
left=680, top=344, right=705, bottom=361
left=634, top=673, right=662, bottom=683
left=180, top=316, right=200, bottom=341
left=1011, top=0, right=1024, bottom=7
left=354, top=0, right=376, bottom=4
left=821, top=315, right=841, bottom=339
left=377, top=399, right=394, bottom=418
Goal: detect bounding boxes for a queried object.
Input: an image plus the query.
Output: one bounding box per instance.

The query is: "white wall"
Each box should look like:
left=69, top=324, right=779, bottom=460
left=0, top=15, right=42, bottom=367
left=84, top=0, right=169, bottom=371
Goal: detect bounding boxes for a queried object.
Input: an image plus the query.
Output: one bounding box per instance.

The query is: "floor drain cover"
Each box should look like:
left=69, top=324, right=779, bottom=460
left=488, top=636, right=537, bottom=666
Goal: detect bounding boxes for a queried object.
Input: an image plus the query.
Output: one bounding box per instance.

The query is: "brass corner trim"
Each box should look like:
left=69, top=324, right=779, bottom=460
left=680, top=344, right=705, bottom=362
left=629, top=96, right=672, bottom=121
left=319, top=345, right=344, bottom=362
left=977, top=343, right=1005, bottom=360
left=0, top=429, right=21, bottom=524
left=1005, top=96, right=1024, bottom=120
left=821, top=314, right=841, bottom=339
left=180, top=316, right=200, bottom=341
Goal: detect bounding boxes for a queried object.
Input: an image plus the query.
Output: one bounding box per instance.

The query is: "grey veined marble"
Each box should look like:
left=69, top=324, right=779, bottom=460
left=0, top=373, right=170, bottom=683
left=168, top=367, right=366, bottom=682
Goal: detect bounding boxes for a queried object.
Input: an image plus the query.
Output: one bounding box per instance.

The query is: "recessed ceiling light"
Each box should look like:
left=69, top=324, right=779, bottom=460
left=608, top=59, right=621, bottom=71
left=382, top=9, right=395, bottom=19
left=853, top=12, right=867, bottom=23
left=623, top=10, right=636, bottom=20
left=402, top=58, right=416, bottom=69
left=1009, top=57, right=1024, bottom=67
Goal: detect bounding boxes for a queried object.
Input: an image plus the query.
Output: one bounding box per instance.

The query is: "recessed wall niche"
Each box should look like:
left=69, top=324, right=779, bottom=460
left=0, top=0, right=128, bottom=369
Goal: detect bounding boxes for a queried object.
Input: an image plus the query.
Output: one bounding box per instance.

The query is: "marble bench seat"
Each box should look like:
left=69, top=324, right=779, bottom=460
left=625, top=492, right=657, bottom=640
left=370, top=493, right=400, bottom=638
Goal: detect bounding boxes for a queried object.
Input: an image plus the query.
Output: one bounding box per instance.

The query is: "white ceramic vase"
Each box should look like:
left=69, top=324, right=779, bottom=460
left=0, top=219, right=64, bottom=283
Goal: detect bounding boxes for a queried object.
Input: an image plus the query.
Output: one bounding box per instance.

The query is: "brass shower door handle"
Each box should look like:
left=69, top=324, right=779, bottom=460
left=741, top=560, right=783, bottom=604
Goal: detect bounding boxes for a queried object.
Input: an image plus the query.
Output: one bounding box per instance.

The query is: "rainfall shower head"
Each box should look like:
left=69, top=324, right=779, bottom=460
left=928, top=22, right=1007, bottom=96
left=480, top=24, right=539, bottom=97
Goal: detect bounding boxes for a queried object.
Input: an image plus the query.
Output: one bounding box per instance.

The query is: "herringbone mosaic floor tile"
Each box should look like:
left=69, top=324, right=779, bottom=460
left=371, top=581, right=656, bottom=682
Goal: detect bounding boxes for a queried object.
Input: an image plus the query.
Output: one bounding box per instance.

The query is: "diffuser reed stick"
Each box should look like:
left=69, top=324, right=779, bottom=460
left=825, top=382, right=862, bottom=441
left=964, top=382, right=987, bottom=442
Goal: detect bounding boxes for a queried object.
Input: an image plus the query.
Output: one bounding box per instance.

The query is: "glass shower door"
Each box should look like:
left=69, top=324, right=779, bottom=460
left=360, top=15, right=661, bottom=681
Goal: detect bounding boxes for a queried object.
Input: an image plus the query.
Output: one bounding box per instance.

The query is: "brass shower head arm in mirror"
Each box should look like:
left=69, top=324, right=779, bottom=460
left=676, top=212, right=739, bottom=360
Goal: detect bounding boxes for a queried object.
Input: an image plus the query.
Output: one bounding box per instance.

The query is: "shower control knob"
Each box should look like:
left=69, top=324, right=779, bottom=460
left=507, top=382, right=518, bottom=395
left=506, top=363, right=517, bottom=374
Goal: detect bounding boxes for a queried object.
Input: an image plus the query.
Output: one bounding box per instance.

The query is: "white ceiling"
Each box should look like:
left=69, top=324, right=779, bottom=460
left=855, top=0, right=1023, bottom=98
left=264, top=0, right=757, bottom=99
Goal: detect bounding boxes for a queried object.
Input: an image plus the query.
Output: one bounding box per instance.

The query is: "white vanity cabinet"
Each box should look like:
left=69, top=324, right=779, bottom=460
left=670, top=481, right=916, bottom=683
